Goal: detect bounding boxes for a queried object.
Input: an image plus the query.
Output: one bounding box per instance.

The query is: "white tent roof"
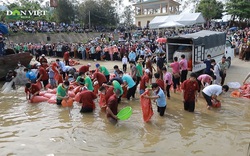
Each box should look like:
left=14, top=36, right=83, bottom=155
left=177, top=13, right=205, bottom=26
left=159, top=21, right=185, bottom=28
left=149, top=16, right=170, bottom=29
left=149, top=13, right=205, bottom=29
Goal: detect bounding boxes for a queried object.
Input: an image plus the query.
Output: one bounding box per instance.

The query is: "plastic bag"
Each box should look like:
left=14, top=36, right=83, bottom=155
left=62, top=98, right=73, bottom=107
left=227, top=82, right=241, bottom=89
left=122, top=86, right=127, bottom=98
left=30, top=96, right=49, bottom=103
left=99, top=93, right=106, bottom=108
left=48, top=95, right=57, bottom=104
left=140, top=90, right=154, bottom=122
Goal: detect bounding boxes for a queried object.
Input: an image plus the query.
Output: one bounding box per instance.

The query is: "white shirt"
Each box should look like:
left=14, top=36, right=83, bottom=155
left=122, top=57, right=128, bottom=64
left=202, top=84, right=222, bottom=96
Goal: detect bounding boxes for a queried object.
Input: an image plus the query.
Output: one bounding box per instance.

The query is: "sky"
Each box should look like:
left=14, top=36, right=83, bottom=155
left=0, top=0, right=229, bottom=14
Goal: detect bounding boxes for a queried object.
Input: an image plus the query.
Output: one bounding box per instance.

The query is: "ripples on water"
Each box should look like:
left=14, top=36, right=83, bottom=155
left=0, top=86, right=249, bottom=155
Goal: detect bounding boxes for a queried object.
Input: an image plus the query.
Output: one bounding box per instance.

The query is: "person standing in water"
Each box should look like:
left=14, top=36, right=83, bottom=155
left=181, top=73, right=199, bottom=112
left=179, top=54, right=188, bottom=83
left=218, top=56, right=229, bottom=86
left=106, top=89, right=121, bottom=124
left=79, top=86, right=97, bottom=113
left=202, top=84, right=229, bottom=109
left=143, top=83, right=167, bottom=116
left=56, top=81, right=69, bottom=106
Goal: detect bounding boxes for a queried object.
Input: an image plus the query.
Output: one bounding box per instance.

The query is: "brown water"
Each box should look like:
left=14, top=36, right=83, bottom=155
left=0, top=58, right=250, bottom=156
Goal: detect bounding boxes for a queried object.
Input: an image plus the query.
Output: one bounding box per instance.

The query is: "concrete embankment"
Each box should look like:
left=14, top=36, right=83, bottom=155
left=7, top=32, right=103, bottom=43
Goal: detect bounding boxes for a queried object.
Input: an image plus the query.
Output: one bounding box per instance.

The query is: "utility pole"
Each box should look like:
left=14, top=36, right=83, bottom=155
left=89, top=11, right=91, bottom=29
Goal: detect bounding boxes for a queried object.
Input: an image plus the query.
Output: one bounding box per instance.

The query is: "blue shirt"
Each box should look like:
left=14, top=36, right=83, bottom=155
left=204, top=59, right=211, bottom=73
left=122, top=74, right=135, bottom=89
left=48, top=67, right=55, bottom=79
left=26, top=71, right=36, bottom=81
left=57, top=61, right=66, bottom=72
left=128, top=52, right=136, bottom=61
left=156, top=88, right=166, bottom=107
left=90, top=46, right=95, bottom=54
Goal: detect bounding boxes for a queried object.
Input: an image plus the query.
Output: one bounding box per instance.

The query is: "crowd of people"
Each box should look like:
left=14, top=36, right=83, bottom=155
left=2, top=24, right=250, bottom=123
left=9, top=49, right=236, bottom=124
left=6, top=20, right=108, bottom=34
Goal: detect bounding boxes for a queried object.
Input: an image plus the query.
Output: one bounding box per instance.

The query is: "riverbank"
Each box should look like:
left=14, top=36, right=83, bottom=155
left=7, top=32, right=105, bottom=44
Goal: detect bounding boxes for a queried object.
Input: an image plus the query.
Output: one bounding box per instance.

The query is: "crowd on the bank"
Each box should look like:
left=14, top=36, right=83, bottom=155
left=227, top=29, right=250, bottom=61
left=6, top=35, right=166, bottom=62
left=6, top=20, right=112, bottom=33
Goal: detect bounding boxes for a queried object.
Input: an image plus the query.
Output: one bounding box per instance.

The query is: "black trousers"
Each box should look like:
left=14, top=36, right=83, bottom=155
left=127, top=85, right=136, bottom=100
left=221, top=73, right=226, bottom=86
left=181, top=70, right=188, bottom=83
left=166, top=85, right=171, bottom=98
left=105, top=52, right=110, bottom=60
left=42, top=79, right=49, bottom=88
left=202, top=92, right=212, bottom=106
left=91, top=53, right=96, bottom=60
left=184, top=101, right=195, bottom=112
left=80, top=107, right=93, bottom=113
left=172, top=76, right=180, bottom=89
left=105, top=75, right=110, bottom=82
left=57, top=99, right=62, bottom=105
left=135, top=76, right=141, bottom=88
left=157, top=106, right=166, bottom=116
left=123, top=64, right=127, bottom=72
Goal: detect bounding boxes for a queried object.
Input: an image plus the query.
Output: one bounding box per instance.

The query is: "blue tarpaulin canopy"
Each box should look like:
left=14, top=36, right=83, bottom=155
left=0, top=23, right=8, bottom=35
left=229, top=27, right=237, bottom=31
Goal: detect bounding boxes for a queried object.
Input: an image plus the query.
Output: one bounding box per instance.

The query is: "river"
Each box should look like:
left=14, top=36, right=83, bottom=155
left=0, top=58, right=249, bottom=156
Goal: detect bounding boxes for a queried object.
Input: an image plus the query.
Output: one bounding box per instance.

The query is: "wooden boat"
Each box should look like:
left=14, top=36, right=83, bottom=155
left=0, top=50, right=33, bottom=79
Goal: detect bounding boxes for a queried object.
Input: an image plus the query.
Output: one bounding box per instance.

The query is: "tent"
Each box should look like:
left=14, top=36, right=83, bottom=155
left=149, top=13, right=205, bottom=29
left=159, top=21, right=185, bottom=28
left=148, top=16, right=170, bottom=29
left=176, top=13, right=205, bottom=26
left=149, top=14, right=179, bottom=29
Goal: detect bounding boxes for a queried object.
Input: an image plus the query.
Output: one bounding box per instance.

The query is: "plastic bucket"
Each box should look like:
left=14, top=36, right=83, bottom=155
left=117, top=106, right=132, bottom=120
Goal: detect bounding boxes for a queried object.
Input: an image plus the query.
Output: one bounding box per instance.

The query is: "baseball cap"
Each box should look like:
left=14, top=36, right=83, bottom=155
left=95, top=63, right=100, bottom=68
left=41, top=54, right=45, bottom=57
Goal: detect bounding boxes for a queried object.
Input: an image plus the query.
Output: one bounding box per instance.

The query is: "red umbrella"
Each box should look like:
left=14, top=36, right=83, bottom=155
left=156, top=38, right=167, bottom=43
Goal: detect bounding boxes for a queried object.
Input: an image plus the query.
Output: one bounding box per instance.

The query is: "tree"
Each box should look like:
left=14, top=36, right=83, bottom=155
left=226, top=0, right=250, bottom=22
left=121, top=6, right=134, bottom=27
left=78, top=0, right=118, bottom=28
left=196, top=0, right=224, bottom=23
left=55, top=0, right=75, bottom=24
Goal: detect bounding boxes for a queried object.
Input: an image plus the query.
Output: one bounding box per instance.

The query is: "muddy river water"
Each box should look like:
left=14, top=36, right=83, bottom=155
left=0, top=58, right=249, bottom=156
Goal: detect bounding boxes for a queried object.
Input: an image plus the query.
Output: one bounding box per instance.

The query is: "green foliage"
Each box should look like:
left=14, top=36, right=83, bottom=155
left=54, top=0, right=75, bottom=24
left=226, top=0, right=250, bottom=21
left=2, top=0, right=119, bottom=27
left=196, top=0, right=224, bottom=21
left=78, top=0, right=118, bottom=27
left=121, top=6, right=134, bottom=27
